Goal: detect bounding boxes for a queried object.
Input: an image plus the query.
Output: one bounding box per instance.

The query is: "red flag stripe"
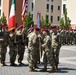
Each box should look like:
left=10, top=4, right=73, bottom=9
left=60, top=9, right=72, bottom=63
left=22, top=0, right=28, bottom=17
left=8, top=16, right=15, bottom=31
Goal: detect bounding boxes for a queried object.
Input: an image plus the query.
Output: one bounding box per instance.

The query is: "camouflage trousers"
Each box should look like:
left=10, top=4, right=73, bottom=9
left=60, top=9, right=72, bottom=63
left=1, top=45, right=7, bottom=64
left=43, top=50, right=55, bottom=68
left=52, top=46, right=60, bottom=66
left=27, top=48, right=38, bottom=68
left=18, top=44, right=25, bottom=63
left=9, top=47, right=17, bottom=64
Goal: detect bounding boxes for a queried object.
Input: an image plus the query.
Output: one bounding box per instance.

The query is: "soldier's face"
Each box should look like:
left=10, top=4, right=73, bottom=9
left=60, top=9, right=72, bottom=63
left=43, top=31, right=47, bottom=36
left=34, top=29, right=38, bottom=34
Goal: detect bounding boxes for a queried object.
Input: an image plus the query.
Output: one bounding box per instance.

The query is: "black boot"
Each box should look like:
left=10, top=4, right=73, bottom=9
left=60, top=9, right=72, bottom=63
left=40, top=66, right=47, bottom=72
left=51, top=66, right=56, bottom=72
left=29, top=67, right=37, bottom=72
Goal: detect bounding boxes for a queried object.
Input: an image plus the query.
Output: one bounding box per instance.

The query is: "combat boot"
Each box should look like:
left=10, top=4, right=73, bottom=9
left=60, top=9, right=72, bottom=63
left=40, top=68, right=47, bottom=72
left=40, top=66, right=47, bottom=72
left=34, top=64, right=39, bottom=68
left=1, top=61, right=7, bottom=66
left=56, top=64, right=58, bottom=70
left=29, top=67, right=36, bottom=72
left=51, top=66, right=56, bottom=72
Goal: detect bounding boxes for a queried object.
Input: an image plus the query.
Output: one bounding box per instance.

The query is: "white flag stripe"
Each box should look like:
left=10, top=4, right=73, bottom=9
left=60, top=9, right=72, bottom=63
left=9, top=4, right=15, bottom=18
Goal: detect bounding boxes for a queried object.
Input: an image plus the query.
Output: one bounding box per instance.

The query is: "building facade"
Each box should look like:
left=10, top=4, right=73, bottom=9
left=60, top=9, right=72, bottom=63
left=0, top=0, right=23, bottom=25
left=0, top=0, right=76, bottom=29
left=28, top=0, right=61, bottom=26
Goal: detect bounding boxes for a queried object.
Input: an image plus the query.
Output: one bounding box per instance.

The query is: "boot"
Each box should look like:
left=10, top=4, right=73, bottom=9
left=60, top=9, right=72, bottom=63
left=56, top=64, right=58, bottom=70
left=40, top=66, right=47, bottom=72
left=51, top=66, right=56, bottom=72
left=40, top=68, right=47, bottom=72
left=10, top=63, right=17, bottom=66
left=1, top=61, right=7, bottom=66
left=29, top=67, right=36, bottom=72
left=34, top=64, right=39, bottom=68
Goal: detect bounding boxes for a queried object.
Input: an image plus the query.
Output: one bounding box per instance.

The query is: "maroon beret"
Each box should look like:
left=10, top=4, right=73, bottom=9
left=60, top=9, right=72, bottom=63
left=17, top=25, right=23, bottom=30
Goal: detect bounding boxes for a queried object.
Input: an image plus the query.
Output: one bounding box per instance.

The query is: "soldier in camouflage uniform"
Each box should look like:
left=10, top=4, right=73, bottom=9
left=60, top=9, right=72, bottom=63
left=41, top=30, right=56, bottom=72
left=69, top=30, right=73, bottom=45
left=1, top=24, right=8, bottom=66
left=73, top=30, right=76, bottom=44
left=51, top=31, right=58, bottom=70
left=55, top=31, right=62, bottom=69
left=9, top=29, right=17, bottom=66
left=27, top=28, right=40, bottom=71
left=16, top=26, right=25, bottom=65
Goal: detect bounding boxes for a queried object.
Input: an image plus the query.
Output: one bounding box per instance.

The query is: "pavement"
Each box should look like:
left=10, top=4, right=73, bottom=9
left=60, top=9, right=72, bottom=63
left=0, top=45, right=76, bottom=75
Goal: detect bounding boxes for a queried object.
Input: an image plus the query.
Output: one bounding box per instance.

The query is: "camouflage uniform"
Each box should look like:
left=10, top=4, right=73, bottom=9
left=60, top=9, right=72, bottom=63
left=41, top=31, right=56, bottom=71
left=69, top=30, right=73, bottom=44
left=66, top=30, right=70, bottom=45
left=16, top=29, right=25, bottom=64
left=1, top=29, right=8, bottom=65
left=56, top=32, right=62, bottom=69
left=27, top=31, right=39, bottom=71
left=73, top=31, right=76, bottom=44
left=9, top=31, right=17, bottom=65
left=51, top=32, right=58, bottom=70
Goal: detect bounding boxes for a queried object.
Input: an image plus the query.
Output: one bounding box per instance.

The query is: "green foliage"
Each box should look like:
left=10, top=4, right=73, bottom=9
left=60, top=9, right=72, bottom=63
left=41, top=15, right=50, bottom=28
left=60, top=17, right=64, bottom=27
left=23, top=12, right=34, bottom=27
left=0, top=12, right=7, bottom=24
left=60, top=8, right=71, bottom=28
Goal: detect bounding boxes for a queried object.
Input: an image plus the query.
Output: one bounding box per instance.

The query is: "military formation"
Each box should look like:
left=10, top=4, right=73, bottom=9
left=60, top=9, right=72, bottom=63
left=0, top=24, right=76, bottom=72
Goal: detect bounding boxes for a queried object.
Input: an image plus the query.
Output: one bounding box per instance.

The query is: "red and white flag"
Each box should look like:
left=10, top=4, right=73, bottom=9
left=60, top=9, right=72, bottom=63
left=8, top=0, right=16, bottom=31
left=22, top=0, right=28, bottom=21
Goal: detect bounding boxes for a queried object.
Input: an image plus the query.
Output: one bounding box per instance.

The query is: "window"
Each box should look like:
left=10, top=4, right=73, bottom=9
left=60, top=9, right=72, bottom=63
left=58, top=6, right=60, bottom=10
left=57, top=16, right=60, bottom=21
left=46, top=4, right=49, bottom=12
left=51, top=0, right=54, bottom=2
left=31, top=3, right=34, bottom=11
left=47, top=0, right=49, bottom=1
left=46, top=15, right=49, bottom=20
left=51, top=5, right=53, bottom=12
left=0, top=10, right=1, bottom=16
left=63, top=4, right=66, bottom=13
left=51, top=16, right=53, bottom=23
left=31, top=14, right=33, bottom=19
left=0, top=0, right=1, bottom=6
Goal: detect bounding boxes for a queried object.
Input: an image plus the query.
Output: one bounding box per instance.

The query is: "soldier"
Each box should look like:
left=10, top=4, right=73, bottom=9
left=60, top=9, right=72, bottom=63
left=51, top=31, right=58, bottom=70
left=16, top=25, right=25, bottom=65
left=55, top=31, right=62, bottom=69
left=27, top=27, right=40, bottom=71
left=66, top=30, right=70, bottom=45
left=69, top=30, right=73, bottom=45
left=73, top=30, right=76, bottom=44
left=1, top=24, right=8, bottom=66
left=41, top=29, right=56, bottom=72
left=9, top=29, right=17, bottom=66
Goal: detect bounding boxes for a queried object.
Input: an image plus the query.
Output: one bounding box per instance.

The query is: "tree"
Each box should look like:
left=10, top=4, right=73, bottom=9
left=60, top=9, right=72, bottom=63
left=0, top=12, right=7, bottom=24
left=60, top=8, right=71, bottom=29
left=41, top=15, right=50, bottom=28
left=60, top=17, right=64, bottom=28
left=23, top=12, right=34, bottom=28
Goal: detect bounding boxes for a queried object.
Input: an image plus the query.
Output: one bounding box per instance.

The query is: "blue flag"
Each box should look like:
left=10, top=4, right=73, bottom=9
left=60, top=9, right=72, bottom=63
left=37, top=12, right=40, bottom=28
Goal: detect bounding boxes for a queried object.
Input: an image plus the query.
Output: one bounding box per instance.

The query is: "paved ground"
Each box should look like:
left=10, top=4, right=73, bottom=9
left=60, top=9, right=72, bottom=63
left=0, top=45, right=76, bottom=75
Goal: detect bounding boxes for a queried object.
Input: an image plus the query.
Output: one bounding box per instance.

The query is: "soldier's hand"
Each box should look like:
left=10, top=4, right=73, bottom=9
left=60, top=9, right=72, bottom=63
left=41, top=44, right=45, bottom=48
left=38, top=34, right=42, bottom=38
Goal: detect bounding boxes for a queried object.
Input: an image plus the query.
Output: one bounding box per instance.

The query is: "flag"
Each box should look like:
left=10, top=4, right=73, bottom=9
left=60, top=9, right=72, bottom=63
left=22, top=0, right=28, bottom=21
left=8, top=0, right=16, bottom=31
left=37, top=12, right=40, bottom=28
